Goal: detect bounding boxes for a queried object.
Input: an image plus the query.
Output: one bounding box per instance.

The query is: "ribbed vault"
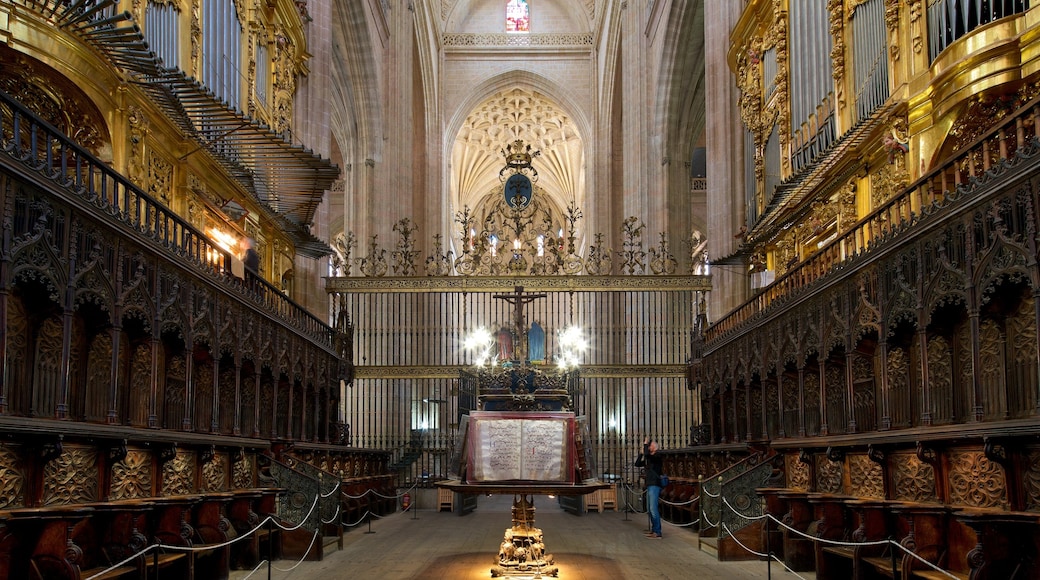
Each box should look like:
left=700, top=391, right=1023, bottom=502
left=452, top=88, right=584, bottom=221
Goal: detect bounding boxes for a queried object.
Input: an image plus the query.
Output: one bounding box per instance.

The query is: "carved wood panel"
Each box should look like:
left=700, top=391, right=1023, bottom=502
left=1024, top=448, right=1040, bottom=512
left=786, top=453, right=810, bottom=491
left=233, top=454, right=254, bottom=489
left=848, top=454, right=884, bottom=499
left=947, top=449, right=1006, bottom=508
left=890, top=452, right=937, bottom=503
left=200, top=452, right=227, bottom=492
left=161, top=450, right=195, bottom=496
left=0, top=444, right=26, bottom=509
left=816, top=454, right=844, bottom=494
left=110, top=449, right=152, bottom=500
left=43, top=446, right=98, bottom=505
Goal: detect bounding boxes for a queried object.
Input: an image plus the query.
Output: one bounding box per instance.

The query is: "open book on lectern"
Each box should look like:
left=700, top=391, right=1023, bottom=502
left=470, top=414, right=570, bottom=482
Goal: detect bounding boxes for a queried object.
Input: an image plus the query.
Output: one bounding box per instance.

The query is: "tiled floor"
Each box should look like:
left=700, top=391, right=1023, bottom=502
left=230, top=494, right=810, bottom=579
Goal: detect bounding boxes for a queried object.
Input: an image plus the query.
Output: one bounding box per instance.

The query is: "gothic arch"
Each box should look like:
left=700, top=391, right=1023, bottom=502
left=445, top=72, right=592, bottom=247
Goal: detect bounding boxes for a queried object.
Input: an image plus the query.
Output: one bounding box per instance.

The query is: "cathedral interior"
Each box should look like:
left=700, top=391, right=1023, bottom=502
left=1, top=0, right=1040, bottom=578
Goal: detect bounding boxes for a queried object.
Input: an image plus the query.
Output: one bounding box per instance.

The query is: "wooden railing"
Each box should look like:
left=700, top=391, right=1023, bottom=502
left=0, top=89, right=336, bottom=348
left=706, top=94, right=1040, bottom=346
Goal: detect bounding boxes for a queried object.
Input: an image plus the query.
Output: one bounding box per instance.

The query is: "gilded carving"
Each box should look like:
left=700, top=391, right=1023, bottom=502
left=848, top=454, right=884, bottom=499
left=148, top=152, right=173, bottom=207
left=838, top=180, right=858, bottom=230
left=201, top=452, right=227, bottom=492
left=908, top=0, right=923, bottom=54
left=949, top=95, right=1017, bottom=153
left=0, top=53, right=107, bottom=156
left=891, top=453, right=937, bottom=503
left=828, top=0, right=846, bottom=111
left=127, top=106, right=148, bottom=187
left=885, top=0, right=900, bottom=60
left=0, top=445, right=25, bottom=509
left=786, top=453, right=810, bottom=491
left=871, top=154, right=909, bottom=208
left=191, top=0, right=202, bottom=77
left=43, top=447, right=98, bottom=505
left=162, top=450, right=196, bottom=496
left=947, top=450, right=1006, bottom=508
left=110, top=450, right=152, bottom=500
left=272, top=28, right=298, bottom=135
left=816, top=454, right=843, bottom=494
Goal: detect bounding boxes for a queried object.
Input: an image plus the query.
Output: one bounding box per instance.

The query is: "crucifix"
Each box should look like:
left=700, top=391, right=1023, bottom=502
left=493, top=286, right=546, bottom=362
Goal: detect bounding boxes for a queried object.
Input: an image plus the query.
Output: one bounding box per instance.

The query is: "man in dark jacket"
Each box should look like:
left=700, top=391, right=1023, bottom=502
left=635, top=437, right=664, bottom=538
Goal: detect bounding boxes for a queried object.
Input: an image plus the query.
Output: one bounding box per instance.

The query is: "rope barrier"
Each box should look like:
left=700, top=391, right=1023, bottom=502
left=320, top=481, right=342, bottom=498
left=321, top=504, right=342, bottom=525
left=272, top=529, right=322, bottom=572
left=662, top=517, right=700, bottom=528
left=659, top=494, right=700, bottom=507
left=343, top=510, right=373, bottom=528
left=720, top=522, right=769, bottom=557
left=711, top=490, right=960, bottom=580
left=343, top=482, right=420, bottom=501
left=239, top=558, right=270, bottom=580
left=85, top=481, right=345, bottom=580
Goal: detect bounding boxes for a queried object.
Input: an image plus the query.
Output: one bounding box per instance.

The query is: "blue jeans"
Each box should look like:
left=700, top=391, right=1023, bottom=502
left=647, top=485, right=662, bottom=536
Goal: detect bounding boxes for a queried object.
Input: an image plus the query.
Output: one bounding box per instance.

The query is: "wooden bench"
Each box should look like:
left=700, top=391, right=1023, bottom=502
left=0, top=505, right=109, bottom=580
left=775, top=490, right=816, bottom=572
left=72, top=500, right=153, bottom=580
left=954, top=509, right=1040, bottom=580
left=188, top=493, right=233, bottom=580
left=228, top=489, right=284, bottom=569
left=144, top=496, right=195, bottom=579
left=807, top=493, right=854, bottom=580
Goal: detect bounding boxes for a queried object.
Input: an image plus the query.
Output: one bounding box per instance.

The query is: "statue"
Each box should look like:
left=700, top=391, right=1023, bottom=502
left=883, top=128, right=909, bottom=165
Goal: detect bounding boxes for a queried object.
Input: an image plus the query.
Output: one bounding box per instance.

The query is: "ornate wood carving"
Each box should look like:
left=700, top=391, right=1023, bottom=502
left=110, top=449, right=152, bottom=500
left=891, top=452, right=937, bottom=503
left=201, top=451, right=227, bottom=492
left=161, top=449, right=195, bottom=496
left=42, top=446, right=98, bottom=505
left=233, top=452, right=253, bottom=489
left=849, top=454, right=885, bottom=499
left=0, top=445, right=26, bottom=509
left=947, top=449, right=1006, bottom=508
left=1025, top=448, right=1040, bottom=511
left=817, top=453, right=844, bottom=494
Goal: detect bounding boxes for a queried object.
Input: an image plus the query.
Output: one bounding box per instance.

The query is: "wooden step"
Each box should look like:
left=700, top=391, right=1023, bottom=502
left=699, top=536, right=719, bottom=558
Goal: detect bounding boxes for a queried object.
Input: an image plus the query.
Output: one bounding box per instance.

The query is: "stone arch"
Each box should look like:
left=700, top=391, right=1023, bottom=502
left=444, top=72, right=593, bottom=241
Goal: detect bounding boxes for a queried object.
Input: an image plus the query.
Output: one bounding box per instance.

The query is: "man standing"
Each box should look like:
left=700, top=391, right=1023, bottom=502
left=635, top=437, right=664, bottom=538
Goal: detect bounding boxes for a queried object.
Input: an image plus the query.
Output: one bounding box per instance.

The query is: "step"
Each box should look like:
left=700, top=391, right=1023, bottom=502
left=699, top=535, right=719, bottom=558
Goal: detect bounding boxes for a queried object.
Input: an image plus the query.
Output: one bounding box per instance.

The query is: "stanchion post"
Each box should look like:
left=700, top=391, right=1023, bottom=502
left=889, top=536, right=898, bottom=578
left=153, top=547, right=159, bottom=580
left=765, top=515, right=771, bottom=580
left=365, top=511, right=375, bottom=534
left=697, top=474, right=703, bottom=533
left=623, top=480, right=630, bottom=521
left=267, top=518, right=273, bottom=580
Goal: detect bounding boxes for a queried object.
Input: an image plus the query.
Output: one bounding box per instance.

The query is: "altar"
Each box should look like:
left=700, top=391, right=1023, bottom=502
left=436, top=285, right=607, bottom=578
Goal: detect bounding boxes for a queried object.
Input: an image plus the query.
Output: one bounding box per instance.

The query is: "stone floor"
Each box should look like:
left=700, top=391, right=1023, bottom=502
left=229, top=494, right=811, bottom=579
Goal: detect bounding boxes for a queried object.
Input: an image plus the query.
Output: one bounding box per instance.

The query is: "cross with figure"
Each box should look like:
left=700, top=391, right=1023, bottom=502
left=493, top=286, right=546, bottom=361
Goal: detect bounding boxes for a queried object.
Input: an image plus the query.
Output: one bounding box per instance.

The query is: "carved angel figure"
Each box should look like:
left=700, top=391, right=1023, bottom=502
left=883, top=128, right=909, bottom=164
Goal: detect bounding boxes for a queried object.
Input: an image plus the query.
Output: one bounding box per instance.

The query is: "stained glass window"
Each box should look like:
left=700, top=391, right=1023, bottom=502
left=506, top=0, right=530, bottom=33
